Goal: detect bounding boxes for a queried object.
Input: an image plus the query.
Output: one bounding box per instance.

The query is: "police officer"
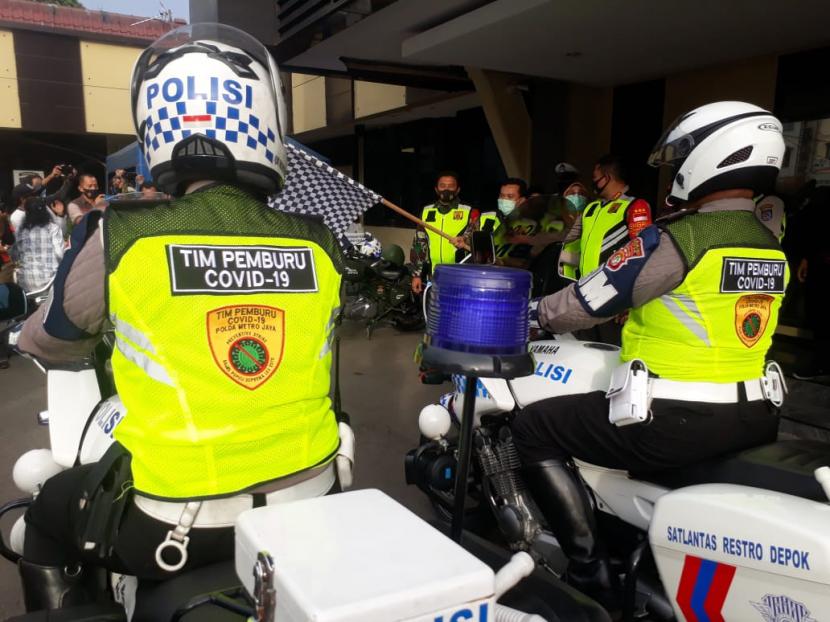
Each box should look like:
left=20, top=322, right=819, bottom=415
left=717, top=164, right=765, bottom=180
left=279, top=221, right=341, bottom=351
left=16, top=24, right=347, bottom=610
left=476, top=178, right=539, bottom=269
left=559, top=154, right=652, bottom=281
left=512, top=102, right=787, bottom=609
left=410, top=171, right=472, bottom=294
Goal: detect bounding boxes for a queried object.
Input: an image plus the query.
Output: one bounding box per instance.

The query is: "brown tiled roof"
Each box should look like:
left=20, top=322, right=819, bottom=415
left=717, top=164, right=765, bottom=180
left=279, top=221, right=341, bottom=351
left=0, top=0, right=186, bottom=43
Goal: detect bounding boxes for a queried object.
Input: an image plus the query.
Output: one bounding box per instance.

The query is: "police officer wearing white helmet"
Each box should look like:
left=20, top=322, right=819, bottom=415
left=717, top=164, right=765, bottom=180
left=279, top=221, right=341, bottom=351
left=512, top=102, right=788, bottom=609
left=16, top=23, right=347, bottom=611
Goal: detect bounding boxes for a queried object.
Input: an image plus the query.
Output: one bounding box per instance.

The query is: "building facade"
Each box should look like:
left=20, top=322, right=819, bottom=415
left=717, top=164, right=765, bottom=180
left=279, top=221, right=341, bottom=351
left=0, top=0, right=184, bottom=200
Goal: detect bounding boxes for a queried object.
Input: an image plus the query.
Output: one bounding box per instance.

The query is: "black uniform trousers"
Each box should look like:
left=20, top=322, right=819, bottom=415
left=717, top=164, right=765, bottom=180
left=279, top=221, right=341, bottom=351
left=25, top=465, right=233, bottom=581
left=511, top=391, right=779, bottom=473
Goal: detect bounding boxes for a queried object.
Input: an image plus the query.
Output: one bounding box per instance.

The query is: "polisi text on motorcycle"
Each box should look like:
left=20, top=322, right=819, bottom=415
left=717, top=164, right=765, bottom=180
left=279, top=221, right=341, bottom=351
left=431, top=602, right=489, bottom=622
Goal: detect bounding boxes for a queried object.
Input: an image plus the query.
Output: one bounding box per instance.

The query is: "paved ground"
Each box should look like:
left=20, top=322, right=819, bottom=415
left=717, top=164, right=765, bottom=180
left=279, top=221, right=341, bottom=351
left=0, top=322, right=443, bottom=619
left=1, top=324, right=828, bottom=618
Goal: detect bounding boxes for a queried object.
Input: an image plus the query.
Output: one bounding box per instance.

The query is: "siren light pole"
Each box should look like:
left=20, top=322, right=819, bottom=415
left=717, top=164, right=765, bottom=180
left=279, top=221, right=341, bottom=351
left=451, top=375, right=479, bottom=542
left=421, top=264, right=535, bottom=545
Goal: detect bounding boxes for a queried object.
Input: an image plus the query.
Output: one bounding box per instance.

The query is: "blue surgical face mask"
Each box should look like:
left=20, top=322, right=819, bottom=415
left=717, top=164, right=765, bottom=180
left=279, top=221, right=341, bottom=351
left=497, top=198, right=515, bottom=216
left=565, top=193, right=588, bottom=213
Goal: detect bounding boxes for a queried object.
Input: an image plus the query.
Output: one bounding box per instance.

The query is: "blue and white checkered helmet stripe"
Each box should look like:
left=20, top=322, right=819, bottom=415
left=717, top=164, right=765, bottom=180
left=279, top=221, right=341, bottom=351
left=142, top=99, right=279, bottom=167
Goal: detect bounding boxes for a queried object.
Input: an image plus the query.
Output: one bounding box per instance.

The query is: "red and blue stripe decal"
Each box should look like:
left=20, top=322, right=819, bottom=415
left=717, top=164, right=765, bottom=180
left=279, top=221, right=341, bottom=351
left=675, top=555, right=736, bottom=622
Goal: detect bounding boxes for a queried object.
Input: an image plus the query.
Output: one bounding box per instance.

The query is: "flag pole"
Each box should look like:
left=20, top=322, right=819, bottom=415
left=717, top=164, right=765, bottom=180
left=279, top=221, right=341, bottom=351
left=380, top=198, right=455, bottom=241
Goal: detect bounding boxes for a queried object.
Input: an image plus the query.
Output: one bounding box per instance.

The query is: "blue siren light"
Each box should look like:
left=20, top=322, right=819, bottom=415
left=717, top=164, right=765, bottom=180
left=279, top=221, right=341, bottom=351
left=427, top=265, right=531, bottom=356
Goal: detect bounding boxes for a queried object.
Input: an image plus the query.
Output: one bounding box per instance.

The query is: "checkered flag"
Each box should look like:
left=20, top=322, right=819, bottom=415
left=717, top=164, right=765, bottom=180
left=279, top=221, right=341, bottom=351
left=268, top=142, right=380, bottom=237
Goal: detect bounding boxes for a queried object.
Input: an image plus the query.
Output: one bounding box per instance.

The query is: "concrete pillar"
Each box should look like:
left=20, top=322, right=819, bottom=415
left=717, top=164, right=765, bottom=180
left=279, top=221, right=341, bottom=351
left=189, top=0, right=278, bottom=45
left=466, top=67, right=531, bottom=181
left=564, top=84, right=613, bottom=184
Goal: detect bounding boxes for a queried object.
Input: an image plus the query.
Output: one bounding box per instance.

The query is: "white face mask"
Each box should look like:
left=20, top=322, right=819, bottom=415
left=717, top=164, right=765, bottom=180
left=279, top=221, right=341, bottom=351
left=497, top=198, right=515, bottom=216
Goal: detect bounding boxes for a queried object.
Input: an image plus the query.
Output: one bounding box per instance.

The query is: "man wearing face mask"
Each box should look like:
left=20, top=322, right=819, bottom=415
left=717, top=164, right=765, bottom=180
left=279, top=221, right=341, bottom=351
left=531, top=182, right=591, bottom=259
left=559, top=154, right=652, bottom=282
left=475, top=178, right=539, bottom=268
left=410, top=171, right=473, bottom=294
left=67, top=174, right=107, bottom=226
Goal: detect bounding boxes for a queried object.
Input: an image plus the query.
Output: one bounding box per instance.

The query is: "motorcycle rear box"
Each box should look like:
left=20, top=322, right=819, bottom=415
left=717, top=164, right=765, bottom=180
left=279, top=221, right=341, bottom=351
left=649, top=484, right=830, bottom=620
left=235, top=488, right=495, bottom=621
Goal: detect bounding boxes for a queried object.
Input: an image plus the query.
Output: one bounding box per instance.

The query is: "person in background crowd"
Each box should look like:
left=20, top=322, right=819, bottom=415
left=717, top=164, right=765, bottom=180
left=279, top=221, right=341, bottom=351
left=530, top=181, right=592, bottom=258
left=410, top=171, right=474, bottom=294
left=0, top=210, right=14, bottom=285
left=67, top=174, right=106, bottom=225
left=110, top=169, right=136, bottom=195
left=10, top=197, right=65, bottom=293
left=792, top=185, right=830, bottom=379
left=558, top=154, right=653, bottom=344
left=553, top=162, right=581, bottom=194
left=559, top=154, right=652, bottom=281
left=9, top=183, right=41, bottom=232
left=48, top=198, right=69, bottom=238
left=139, top=178, right=162, bottom=197
left=475, top=178, right=539, bottom=269
left=25, top=165, right=76, bottom=205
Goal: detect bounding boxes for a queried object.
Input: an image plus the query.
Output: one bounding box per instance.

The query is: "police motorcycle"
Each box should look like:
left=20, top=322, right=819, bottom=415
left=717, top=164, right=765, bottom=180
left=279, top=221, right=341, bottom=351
left=341, top=232, right=424, bottom=336
left=406, top=326, right=830, bottom=620
left=0, top=216, right=580, bottom=622
left=0, top=291, right=610, bottom=622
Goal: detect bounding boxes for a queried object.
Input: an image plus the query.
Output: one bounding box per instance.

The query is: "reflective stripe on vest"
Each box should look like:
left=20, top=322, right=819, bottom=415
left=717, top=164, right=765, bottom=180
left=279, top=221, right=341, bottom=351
left=559, top=238, right=580, bottom=280
left=621, top=214, right=787, bottom=383
left=422, top=204, right=472, bottom=267
left=579, top=198, right=632, bottom=275
left=104, top=187, right=341, bottom=499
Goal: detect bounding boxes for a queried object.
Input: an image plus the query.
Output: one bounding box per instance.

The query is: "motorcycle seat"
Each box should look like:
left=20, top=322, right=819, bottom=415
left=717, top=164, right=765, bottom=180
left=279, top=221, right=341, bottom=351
left=132, top=561, right=247, bottom=622
left=632, top=440, right=830, bottom=501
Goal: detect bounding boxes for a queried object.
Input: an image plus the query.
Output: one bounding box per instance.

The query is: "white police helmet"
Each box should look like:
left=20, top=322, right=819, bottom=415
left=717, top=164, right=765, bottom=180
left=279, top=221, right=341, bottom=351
left=358, top=234, right=383, bottom=259
left=131, top=23, right=287, bottom=195
left=649, top=101, right=785, bottom=205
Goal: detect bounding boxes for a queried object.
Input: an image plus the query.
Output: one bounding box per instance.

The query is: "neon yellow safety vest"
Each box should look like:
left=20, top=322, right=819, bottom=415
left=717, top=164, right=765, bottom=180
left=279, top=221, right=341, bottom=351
left=104, top=185, right=341, bottom=499
left=621, top=210, right=788, bottom=383
left=579, top=197, right=632, bottom=276
left=422, top=203, right=472, bottom=268
left=478, top=211, right=501, bottom=235
left=493, top=214, right=538, bottom=258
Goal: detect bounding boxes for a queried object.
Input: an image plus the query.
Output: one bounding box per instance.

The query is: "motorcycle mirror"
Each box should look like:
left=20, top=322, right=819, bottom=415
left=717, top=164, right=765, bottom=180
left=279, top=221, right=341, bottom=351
left=471, top=231, right=495, bottom=265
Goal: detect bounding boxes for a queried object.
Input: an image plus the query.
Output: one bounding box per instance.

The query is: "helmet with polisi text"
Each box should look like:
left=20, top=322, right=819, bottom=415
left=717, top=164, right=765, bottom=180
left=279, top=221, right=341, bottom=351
left=131, top=23, right=288, bottom=196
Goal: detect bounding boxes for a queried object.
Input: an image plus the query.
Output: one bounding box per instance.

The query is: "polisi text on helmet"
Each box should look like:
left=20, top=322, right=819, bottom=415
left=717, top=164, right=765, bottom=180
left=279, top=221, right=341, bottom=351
left=146, top=76, right=254, bottom=111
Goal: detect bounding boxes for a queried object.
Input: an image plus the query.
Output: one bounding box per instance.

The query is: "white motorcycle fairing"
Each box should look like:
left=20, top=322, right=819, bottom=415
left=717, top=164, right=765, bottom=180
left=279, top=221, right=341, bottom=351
left=426, top=337, right=830, bottom=622
left=450, top=340, right=620, bottom=420
left=650, top=484, right=830, bottom=620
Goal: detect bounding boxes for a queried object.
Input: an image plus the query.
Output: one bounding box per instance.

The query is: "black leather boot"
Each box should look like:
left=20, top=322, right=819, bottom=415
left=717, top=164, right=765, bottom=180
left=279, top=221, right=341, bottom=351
left=524, top=460, right=620, bottom=614
left=18, top=559, right=98, bottom=611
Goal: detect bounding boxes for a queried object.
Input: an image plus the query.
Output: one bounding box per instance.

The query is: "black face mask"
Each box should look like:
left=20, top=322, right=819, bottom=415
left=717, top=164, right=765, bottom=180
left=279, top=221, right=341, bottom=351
left=591, top=175, right=609, bottom=195
left=437, top=189, right=457, bottom=204
left=82, top=188, right=98, bottom=199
